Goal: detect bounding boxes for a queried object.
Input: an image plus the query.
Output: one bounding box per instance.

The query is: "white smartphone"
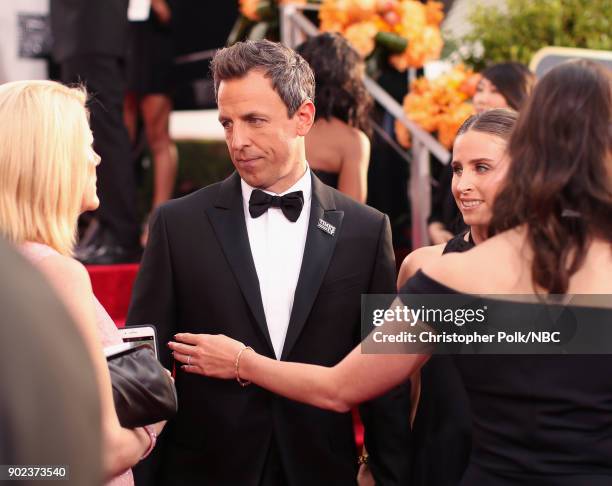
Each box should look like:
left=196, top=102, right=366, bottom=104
left=119, top=325, right=158, bottom=359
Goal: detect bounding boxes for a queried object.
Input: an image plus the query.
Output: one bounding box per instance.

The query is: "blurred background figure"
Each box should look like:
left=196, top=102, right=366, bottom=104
left=0, top=80, right=166, bottom=485
left=124, top=0, right=178, bottom=246
left=0, top=0, right=49, bottom=83
left=472, top=62, right=535, bottom=114
left=296, top=33, right=373, bottom=203
left=0, top=236, right=101, bottom=486
left=50, top=0, right=141, bottom=264
left=428, top=61, right=535, bottom=244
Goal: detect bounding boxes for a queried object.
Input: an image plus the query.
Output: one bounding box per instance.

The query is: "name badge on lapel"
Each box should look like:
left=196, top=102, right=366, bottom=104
left=317, top=218, right=336, bottom=236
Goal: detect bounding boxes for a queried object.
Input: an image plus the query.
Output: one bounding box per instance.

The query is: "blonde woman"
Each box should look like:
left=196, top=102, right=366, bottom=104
left=0, top=80, right=166, bottom=486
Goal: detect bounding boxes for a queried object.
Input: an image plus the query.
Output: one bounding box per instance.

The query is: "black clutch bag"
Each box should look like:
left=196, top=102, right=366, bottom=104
left=105, top=342, right=178, bottom=428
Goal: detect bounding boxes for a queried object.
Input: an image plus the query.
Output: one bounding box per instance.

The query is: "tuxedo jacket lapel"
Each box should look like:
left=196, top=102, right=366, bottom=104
left=206, top=173, right=275, bottom=355
left=281, top=175, right=344, bottom=360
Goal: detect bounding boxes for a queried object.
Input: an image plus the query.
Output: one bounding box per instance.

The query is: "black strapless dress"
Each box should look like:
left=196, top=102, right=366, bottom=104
left=127, top=6, right=175, bottom=96
left=402, top=271, right=612, bottom=485
left=408, top=232, right=474, bottom=486
left=312, top=169, right=339, bottom=190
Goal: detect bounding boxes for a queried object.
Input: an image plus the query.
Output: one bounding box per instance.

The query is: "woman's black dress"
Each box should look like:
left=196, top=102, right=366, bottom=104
left=313, top=169, right=339, bottom=190
left=408, top=233, right=474, bottom=486
left=402, top=270, right=612, bottom=485
left=127, top=6, right=175, bottom=96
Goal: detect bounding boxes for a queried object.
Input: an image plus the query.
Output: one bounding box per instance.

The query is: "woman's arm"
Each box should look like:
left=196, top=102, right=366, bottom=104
left=39, top=255, right=161, bottom=478
left=428, top=222, right=454, bottom=245
left=337, top=129, right=370, bottom=204
left=170, top=327, right=428, bottom=413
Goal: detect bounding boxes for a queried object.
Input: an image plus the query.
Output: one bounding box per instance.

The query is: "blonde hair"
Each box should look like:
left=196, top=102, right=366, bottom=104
left=0, top=80, right=91, bottom=255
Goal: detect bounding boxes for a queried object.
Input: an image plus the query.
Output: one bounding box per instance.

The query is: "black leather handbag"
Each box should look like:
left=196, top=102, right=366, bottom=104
left=105, top=342, right=178, bottom=428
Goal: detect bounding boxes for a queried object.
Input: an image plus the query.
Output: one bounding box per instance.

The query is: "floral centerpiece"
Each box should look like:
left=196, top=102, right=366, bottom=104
left=232, top=0, right=313, bottom=43
left=239, top=0, right=308, bottom=22
left=234, top=0, right=443, bottom=72
left=395, top=65, right=480, bottom=149
left=319, top=0, right=444, bottom=70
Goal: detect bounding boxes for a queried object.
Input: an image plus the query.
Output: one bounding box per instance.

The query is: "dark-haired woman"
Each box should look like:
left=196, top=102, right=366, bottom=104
left=297, top=33, right=373, bottom=203
left=472, top=62, right=534, bottom=114
left=171, top=59, right=612, bottom=485
left=397, top=108, right=517, bottom=486
left=429, top=62, right=535, bottom=244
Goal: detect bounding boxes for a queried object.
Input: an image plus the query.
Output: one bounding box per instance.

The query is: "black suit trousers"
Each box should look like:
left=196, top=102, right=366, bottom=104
left=61, top=54, right=139, bottom=247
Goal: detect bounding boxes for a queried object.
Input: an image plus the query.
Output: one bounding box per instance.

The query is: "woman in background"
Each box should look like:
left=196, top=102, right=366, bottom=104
left=297, top=33, right=373, bottom=203
left=428, top=62, right=535, bottom=244
left=124, top=0, right=178, bottom=245
left=399, top=108, right=517, bottom=280
left=0, top=80, right=166, bottom=485
left=398, top=108, right=517, bottom=486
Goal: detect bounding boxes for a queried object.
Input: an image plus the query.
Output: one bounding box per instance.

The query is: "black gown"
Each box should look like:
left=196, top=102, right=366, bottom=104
left=127, top=5, right=175, bottom=96
left=312, top=169, right=339, bottom=190
left=402, top=270, right=612, bottom=485
left=409, top=233, right=474, bottom=486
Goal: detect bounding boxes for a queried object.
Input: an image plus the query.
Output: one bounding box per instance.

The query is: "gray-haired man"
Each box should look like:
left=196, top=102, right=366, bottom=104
left=128, top=39, right=411, bottom=486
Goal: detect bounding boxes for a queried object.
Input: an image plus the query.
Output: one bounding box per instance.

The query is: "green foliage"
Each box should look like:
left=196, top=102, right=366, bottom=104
left=375, top=32, right=408, bottom=53
left=459, top=0, right=611, bottom=69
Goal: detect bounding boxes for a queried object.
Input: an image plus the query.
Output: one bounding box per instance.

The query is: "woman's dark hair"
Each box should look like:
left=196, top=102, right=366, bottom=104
left=481, top=62, right=535, bottom=111
left=296, top=33, right=373, bottom=135
left=489, top=59, right=612, bottom=293
left=456, top=108, right=518, bottom=141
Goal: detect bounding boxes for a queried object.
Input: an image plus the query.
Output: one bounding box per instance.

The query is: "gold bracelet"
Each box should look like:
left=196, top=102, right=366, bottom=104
left=235, top=345, right=253, bottom=387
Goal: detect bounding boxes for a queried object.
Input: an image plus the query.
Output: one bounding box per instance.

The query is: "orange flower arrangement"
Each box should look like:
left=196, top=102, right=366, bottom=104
left=240, top=0, right=307, bottom=22
left=343, top=21, right=379, bottom=57
left=319, top=0, right=444, bottom=69
left=395, top=65, right=481, bottom=149
left=239, top=0, right=261, bottom=21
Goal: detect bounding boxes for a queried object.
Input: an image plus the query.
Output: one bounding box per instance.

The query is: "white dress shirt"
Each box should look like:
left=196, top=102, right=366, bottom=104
left=241, top=168, right=312, bottom=359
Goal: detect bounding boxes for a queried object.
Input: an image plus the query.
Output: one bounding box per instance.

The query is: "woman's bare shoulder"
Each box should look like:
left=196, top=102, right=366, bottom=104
left=422, top=230, right=528, bottom=293
left=343, top=123, right=369, bottom=147
left=319, top=118, right=367, bottom=144
left=397, top=244, right=445, bottom=289
left=37, top=253, right=93, bottom=294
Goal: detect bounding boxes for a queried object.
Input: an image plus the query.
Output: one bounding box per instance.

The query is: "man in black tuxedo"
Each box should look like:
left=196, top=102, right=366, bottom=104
left=50, top=0, right=141, bottom=263
left=127, top=40, right=411, bottom=486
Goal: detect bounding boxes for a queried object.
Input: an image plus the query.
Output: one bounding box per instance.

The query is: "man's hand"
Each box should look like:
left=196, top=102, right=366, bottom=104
left=168, top=333, right=246, bottom=379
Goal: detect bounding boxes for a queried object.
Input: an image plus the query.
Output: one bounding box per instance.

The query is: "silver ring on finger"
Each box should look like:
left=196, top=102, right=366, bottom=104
left=187, top=355, right=191, bottom=366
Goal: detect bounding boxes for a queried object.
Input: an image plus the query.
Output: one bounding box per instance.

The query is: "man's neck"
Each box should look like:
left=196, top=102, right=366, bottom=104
left=264, top=160, right=308, bottom=194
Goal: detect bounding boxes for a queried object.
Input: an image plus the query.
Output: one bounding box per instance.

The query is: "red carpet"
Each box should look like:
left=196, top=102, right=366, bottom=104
left=87, top=263, right=139, bottom=328
left=86, top=263, right=365, bottom=448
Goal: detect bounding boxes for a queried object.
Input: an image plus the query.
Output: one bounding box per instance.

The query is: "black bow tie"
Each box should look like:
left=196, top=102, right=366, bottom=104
left=249, top=189, right=304, bottom=222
